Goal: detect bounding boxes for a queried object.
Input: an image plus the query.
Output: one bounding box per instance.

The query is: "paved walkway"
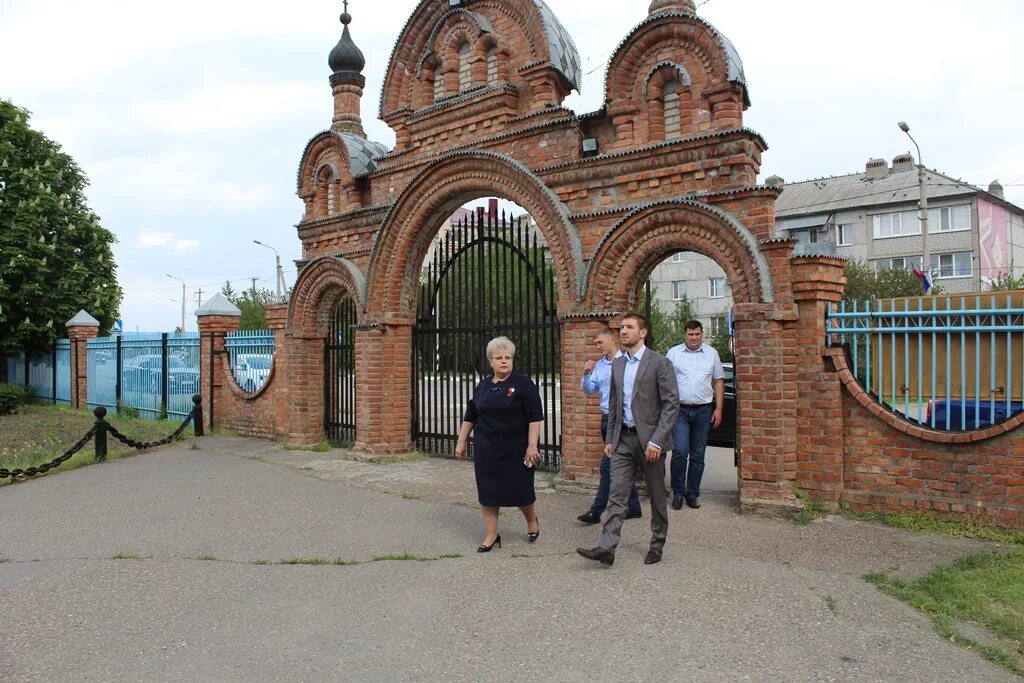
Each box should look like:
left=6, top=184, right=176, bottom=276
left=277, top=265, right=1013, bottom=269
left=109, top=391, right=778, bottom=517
left=0, top=436, right=1013, bottom=681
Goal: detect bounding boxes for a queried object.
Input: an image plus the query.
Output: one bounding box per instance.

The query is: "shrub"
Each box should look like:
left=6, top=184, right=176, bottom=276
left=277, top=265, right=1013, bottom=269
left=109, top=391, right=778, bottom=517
left=116, top=401, right=140, bottom=419
left=0, top=383, right=29, bottom=415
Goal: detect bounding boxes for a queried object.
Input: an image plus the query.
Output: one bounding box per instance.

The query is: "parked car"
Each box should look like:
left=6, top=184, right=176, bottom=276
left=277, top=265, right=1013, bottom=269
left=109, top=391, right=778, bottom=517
left=707, top=362, right=736, bottom=448
left=925, top=399, right=1023, bottom=430
left=121, top=354, right=200, bottom=394
left=232, top=353, right=273, bottom=393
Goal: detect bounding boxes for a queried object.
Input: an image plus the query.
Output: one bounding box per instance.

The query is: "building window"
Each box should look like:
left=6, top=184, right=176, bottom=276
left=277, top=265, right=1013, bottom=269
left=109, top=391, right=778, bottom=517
left=872, top=210, right=920, bottom=238
left=836, top=223, right=852, bottom=246
left=458, top=43, right=472, bottom=91
left=672, top=280, right=686, bottom=300
left=671, top=252, right=686, bottom=263
left=873, top=256, right=922, bottom=273
left=663, top=81, right=682, bottom=141
left=930, top=251, right=972, bottom=278
left=808, top=229, right=819, bottom=244
left=927, top=204, right=970, bottom=233
left=709, top=277, right=727, bottom=299
left=709, top=316, right=726, bottom=336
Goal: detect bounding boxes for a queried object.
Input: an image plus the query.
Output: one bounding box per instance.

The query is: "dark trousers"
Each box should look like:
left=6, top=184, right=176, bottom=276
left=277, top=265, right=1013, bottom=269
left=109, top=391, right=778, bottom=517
left=670, top=403, right=713, bottom=499
left=598, top=430, right=669, bottom=555
left=589, top=415, right=640, bottom=515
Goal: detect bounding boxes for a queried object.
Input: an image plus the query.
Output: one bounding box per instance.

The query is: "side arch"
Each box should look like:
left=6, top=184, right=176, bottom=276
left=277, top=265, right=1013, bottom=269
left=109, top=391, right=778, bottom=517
left=287, top=255, right=366, bottom=333
left=583, top=200, right=773, bottom=311
left=365, top=150, right=584, bottom=317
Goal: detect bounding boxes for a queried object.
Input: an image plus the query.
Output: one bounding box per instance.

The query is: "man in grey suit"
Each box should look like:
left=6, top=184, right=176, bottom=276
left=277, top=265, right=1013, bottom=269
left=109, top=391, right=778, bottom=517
left=577, top=312, right=679, bottom=566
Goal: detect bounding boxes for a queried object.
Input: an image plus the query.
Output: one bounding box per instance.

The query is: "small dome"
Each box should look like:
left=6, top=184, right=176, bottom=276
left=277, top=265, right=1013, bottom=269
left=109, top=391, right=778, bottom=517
left=328, top=9, right=365, bottom=76
left=649, top=0, right=697, bottom=13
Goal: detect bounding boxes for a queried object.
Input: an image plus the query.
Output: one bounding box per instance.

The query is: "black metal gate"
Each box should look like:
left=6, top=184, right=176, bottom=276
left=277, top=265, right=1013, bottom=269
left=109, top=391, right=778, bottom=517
left=413, top=208, right=561, bottom=469
left=325, top=296, right=357, bottom=445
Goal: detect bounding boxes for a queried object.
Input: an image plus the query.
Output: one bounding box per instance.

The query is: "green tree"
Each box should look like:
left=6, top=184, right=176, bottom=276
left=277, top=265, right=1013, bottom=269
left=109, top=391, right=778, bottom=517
left=220, top=280, right=277, bottom=331
left=842, top=259, right=937, bottom=308
left=987, top=268, right=1024, bottom=291
left=641, top=287, right=696, bottom=355
left=0, top=100, right=122, bottom=361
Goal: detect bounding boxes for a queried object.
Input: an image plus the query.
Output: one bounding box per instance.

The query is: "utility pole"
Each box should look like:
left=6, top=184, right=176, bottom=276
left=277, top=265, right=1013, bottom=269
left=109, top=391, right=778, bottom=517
left=251, top=277, right=258, bottom=301
left=898, top=121, right=930, bottom=285
left=253, top=240, right=286, bottom=301
left=195, top=288, right=204, bottom=312
left=166, top=274, right=186, bottom=331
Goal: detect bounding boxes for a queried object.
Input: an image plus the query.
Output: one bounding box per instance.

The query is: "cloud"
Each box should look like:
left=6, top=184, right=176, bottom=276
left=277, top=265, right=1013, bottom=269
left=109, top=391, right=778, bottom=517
left=175, top=240, right=200, bottom=252
left=137, top=232, right=175, bottom=248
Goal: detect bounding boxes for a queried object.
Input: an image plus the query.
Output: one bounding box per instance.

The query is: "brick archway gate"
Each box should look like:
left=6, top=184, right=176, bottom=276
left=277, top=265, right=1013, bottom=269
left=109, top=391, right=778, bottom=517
left=206, top=0, right=833, bottom=514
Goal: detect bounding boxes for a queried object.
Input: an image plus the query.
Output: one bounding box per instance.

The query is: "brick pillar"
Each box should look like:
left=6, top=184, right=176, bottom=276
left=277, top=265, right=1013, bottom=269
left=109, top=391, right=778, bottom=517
left=353, top=321, right=415, bottom=455
left=196, top=295, right=241, bottom=429
left=278, top=330, right=326, bottom=445
left=558, top=318, right=611, bottom=485
left=732, top=301, right=802, bottom=515
left=65, top=310, right=100, bottom=409
left=791, top=255, right=848, bottom=507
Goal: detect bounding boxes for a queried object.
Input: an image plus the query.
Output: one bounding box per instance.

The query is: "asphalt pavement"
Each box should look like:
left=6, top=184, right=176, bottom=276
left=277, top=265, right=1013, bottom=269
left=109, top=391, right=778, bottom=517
left=0, top=436, right=1014, bottom=681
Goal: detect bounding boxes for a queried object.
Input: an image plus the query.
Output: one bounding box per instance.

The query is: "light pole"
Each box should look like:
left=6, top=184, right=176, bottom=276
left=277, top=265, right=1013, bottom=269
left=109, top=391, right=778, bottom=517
left=166, top=274, right=186, bottom=332
left=898, top=121, right=930, bottom=283
left=253, top=240, right=285, bottom=301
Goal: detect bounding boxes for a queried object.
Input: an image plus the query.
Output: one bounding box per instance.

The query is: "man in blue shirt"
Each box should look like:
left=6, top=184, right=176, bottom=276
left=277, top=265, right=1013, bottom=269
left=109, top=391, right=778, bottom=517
left=665, top=320, right=724, bottom=510
left=577, top=327, right=642, bottom=524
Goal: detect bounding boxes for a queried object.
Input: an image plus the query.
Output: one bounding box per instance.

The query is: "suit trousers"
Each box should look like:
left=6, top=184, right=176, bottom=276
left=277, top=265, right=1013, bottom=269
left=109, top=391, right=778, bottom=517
left=598, top=430, right=669, bottom=555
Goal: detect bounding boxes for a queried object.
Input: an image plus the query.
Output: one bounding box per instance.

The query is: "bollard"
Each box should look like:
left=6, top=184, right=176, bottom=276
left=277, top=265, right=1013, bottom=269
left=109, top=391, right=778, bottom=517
left=94, top=406, right=108, bottom=461
left=192, top=394, right=204, bottom=437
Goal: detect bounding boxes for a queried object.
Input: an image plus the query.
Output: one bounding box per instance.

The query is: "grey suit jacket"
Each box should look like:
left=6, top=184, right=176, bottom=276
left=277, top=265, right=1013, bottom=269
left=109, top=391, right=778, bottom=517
left=606, top=346, right=679, bottom=453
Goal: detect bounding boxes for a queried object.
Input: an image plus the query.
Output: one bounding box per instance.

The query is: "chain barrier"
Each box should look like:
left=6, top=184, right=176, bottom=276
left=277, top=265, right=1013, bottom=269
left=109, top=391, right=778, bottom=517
left=0, top=426, right=99, bottom=480
left=1, top=395, right=203, bottom=481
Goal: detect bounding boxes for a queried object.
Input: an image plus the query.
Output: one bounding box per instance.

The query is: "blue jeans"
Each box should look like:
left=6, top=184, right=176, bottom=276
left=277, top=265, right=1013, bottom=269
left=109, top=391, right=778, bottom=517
left=590, top=415, right=640, bottom=515
left=670, top=403, right=713, bottom=499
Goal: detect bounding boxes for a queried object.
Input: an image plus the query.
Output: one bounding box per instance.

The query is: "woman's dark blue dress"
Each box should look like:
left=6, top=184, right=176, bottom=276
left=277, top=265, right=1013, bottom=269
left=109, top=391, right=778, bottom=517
left=464, top=371, right=545, bottom=507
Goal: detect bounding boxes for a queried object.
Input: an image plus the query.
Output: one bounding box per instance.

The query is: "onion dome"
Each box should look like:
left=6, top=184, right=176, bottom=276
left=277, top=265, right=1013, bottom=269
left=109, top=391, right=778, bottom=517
left=649, top=0, right=697, bottom=13
left=329, top=2, right=365, bottom=78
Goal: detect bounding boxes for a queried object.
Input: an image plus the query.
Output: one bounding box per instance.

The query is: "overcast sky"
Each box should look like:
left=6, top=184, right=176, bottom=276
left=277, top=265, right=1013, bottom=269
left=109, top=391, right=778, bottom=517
left=2, top=0, right=1022, bottom=332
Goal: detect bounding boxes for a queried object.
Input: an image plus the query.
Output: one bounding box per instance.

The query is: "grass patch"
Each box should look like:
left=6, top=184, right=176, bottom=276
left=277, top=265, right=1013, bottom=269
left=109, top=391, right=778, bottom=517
left=824, top=595, right=837, bottom=613
left=373, top=553, right=431, bottom=562
left=0, top=404, right=191, bottom=486
left=110, top=551, right=140, bottom=560
left=866, top=551, right=1024, bottom=675
left=279, top=557, right=328, bottom=565
left=251, top=559, right=269, bottom=565
left=198, top=555, right=217, bottom=561
left=282, top=440, right=334, bottom=453
left=840, top=504, right=1024, bottom=545
left=791, top=486, right=826, bottom=525
left=333, top=558, right=358, bottom=565
left=437, top=552, right=463, bottom=560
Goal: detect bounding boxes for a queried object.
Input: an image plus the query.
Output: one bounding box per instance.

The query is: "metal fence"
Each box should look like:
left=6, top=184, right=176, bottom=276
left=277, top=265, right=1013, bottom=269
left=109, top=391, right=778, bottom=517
left=87, top=333, right=201, bottom=419
left=827, top=293, right=1024, bottom=431
left=225, top=330, right=276, bottom=394
left=4, top=343, right=72, bottom=405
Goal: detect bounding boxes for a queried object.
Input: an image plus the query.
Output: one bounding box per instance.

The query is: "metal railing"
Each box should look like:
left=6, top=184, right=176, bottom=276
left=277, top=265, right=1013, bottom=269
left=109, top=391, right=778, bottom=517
left=225, top=330, right=276, bottom=394
left=827, top=293, right=1024, bottom=431
left=4, top=343, right=72, bottom=405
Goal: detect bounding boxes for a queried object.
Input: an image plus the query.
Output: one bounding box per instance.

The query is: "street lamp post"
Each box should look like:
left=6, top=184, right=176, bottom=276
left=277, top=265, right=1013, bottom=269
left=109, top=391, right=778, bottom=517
left=166, top=274, right=186, bottom=332
left=898, top=121, right=930, bottom=282
left=253, top=240, right=285, bottom=301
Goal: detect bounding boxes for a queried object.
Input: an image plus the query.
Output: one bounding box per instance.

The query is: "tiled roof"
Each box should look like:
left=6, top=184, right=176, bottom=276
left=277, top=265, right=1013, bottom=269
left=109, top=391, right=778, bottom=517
left=534, top=0, right=582, bottom=91
left=339, top=134, right=390, bottom=178
left=775, top=167, right=983, bottom=218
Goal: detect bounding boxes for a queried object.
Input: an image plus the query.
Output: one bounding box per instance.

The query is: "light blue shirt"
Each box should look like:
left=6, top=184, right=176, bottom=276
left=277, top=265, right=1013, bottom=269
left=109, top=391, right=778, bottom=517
left=666, top=342, right=724, bottom=405
left=621, top=345, right=646, bottom=428
left=581, top=351, right=622, bottom=415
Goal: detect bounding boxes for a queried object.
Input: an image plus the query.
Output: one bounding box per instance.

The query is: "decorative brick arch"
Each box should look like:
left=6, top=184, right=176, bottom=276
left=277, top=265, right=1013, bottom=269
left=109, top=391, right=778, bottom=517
left=288, top=255, right=366, bottom=334
left=365, top=150, right=584, bottom=318
left=583, top=200, right=773, bottom=311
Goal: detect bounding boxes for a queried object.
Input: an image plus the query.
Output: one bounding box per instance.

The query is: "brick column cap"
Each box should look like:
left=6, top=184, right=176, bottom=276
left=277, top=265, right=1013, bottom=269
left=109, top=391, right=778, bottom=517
left=65, top=309, right=100, bottom=328
left=196, top=293, right=241, bottom=318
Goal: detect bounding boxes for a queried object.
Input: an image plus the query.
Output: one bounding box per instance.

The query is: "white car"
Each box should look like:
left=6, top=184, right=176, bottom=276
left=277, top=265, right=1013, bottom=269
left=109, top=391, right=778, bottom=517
left=233, top=353, right=273, bottom=393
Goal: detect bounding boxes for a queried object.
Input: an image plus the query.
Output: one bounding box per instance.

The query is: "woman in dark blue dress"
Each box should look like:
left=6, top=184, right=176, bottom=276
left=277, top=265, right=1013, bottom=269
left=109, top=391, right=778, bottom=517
left=455, top=336, right=544, bottom=552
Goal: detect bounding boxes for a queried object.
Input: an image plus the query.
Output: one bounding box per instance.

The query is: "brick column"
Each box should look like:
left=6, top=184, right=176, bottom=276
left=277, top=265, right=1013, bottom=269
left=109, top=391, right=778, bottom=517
left=65, top=310, right=100, bottom=409
left=558, top=317, right=612, bottom=485
left=791, top=255, right=848, bottom=508
left=353, top=320, right=415, bottom=456
left=196, top=294, right=241, bottom=430
left=282, top=330, right=326, bottom=445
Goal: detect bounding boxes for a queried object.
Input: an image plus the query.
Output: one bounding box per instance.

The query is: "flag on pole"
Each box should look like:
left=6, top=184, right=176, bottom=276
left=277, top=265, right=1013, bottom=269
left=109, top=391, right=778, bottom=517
left=913, top=267, right=933, bottom=294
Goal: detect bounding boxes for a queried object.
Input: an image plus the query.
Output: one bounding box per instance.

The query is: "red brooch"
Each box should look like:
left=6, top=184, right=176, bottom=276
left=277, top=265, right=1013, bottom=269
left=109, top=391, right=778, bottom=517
left=506, top=387, right=516, bottom=398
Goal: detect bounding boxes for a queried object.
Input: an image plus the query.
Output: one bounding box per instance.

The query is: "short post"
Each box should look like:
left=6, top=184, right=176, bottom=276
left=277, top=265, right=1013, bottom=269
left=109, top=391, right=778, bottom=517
left=94, top=406, right=108, bottom=461
left=192, top=394, right=204, bottom=436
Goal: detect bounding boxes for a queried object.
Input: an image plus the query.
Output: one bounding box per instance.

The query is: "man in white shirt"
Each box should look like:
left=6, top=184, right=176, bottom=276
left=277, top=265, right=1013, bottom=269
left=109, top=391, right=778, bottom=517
left=665, top=320, right=724, bottom=510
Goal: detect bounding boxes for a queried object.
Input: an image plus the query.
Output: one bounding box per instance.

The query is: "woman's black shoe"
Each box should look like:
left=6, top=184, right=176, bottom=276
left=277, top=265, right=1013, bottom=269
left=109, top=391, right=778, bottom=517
left=527, top=520, right=540, bottom=543
left=477, top=534, right=501, bottom=553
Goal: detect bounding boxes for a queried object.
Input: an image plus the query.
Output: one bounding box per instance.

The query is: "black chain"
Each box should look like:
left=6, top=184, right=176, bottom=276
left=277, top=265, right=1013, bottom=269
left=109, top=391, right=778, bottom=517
left=106, top=410, right=195, bottom=450
left=0, top=426, right=99, bottom=480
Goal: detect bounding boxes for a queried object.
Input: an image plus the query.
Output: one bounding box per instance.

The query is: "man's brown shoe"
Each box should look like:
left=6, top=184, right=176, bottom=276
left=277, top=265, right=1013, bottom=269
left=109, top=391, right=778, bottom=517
left=576, top=547, right=615, bottom=566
